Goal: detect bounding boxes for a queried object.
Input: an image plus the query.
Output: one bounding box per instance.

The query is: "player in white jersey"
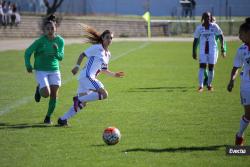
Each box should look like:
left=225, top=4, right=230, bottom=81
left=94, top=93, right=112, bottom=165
left=227, top=18, right=250, bottom=146
left=58, top=26, right=125, bottom=126
left=192, top=12, right=226, bottom=92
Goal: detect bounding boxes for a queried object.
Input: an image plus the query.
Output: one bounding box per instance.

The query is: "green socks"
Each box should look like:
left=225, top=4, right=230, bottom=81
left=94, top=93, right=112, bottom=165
left=46, top=98, right=57, bottom=117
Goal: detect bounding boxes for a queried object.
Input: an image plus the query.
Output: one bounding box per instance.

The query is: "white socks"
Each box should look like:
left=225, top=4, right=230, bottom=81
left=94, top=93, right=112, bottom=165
left=198, top=68, right=205, bottom=87
left=60, top=92, right=104, bottom=121
left=199, top=68, right=214, bottom=87
left=60, top=106, right=78, bottom=120
left=237, top=116, right=249, bottom=137
left=208, top=70, right=214, bottom=86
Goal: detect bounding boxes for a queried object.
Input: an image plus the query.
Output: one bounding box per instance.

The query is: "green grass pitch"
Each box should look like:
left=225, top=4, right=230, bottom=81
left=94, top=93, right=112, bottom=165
left=0, top=40, right=249, bottom=167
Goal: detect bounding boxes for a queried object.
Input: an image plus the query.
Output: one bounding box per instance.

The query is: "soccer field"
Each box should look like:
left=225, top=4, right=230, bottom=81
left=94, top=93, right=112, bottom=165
left=0, top=41, right=249, bottom=167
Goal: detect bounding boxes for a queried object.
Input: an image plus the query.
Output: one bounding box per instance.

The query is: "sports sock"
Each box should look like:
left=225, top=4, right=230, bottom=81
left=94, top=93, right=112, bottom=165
left=60, top=106, right=78, bottom=120
left=78, top=91, right=103, bottom=102
left=207, top=70, right=214, bottom=86
left=198, top=68, right=205, bottom=87
left=203, top=69, right=208, bottom=86
left=46, top=98, right=57, bottom=117
left=237, top=116, right=249, bottom=137
left=204, top=69, right=208, bottom=79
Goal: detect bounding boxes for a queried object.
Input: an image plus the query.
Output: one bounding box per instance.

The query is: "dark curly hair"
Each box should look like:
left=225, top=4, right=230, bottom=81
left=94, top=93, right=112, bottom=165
left=239, top=17, right=250, bottom=33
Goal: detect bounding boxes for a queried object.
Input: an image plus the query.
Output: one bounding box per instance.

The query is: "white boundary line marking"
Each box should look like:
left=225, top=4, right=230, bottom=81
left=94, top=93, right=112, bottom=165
left=0, top=42, right=150, bottom=116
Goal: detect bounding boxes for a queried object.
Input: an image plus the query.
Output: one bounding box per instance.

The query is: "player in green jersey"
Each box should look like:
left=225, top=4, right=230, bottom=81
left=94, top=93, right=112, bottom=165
left=24, top=16, right=65, bottom=124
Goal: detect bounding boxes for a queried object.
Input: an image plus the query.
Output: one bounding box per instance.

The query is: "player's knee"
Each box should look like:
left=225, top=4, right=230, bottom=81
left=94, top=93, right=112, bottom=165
left=40, top=88, right=50, bottom=98
left=102, top=90, right=108, bottom=99
left=208, top=64, right=214, bottom=71
left=98, top=89, right=108, bottom=100
left=199, top=63, right=206, bottom=68
left=244, top=112, right=250, bottom=120
left=50, top=87, right=59, bottom=98
left=41, top=93, right=50, bottom=98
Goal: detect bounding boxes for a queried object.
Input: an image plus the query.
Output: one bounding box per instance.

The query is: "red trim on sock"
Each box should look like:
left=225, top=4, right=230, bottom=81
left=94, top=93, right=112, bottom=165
left=242, top=115, right=250, bottom=123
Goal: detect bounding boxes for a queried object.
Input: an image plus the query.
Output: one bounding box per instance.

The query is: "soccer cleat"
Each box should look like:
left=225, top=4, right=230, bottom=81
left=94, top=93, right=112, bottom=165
left=207, top=85, right=214, bottom=91
left=235, top=134, right=244, bottom=146
left=44, top=116, right=52, bottom=124
left=34, top=86, right=41, bottom=102
left=57, top=118, right=68, bottom=126
left=73, top=96, right=83, bottom=112
left=197, top=87, right=204, bottom=93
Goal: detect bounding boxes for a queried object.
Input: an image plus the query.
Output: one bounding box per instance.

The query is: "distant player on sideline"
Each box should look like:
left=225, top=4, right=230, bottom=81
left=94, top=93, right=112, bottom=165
left=58, top=26, right=125, bottom=126
left=24, top=15, right=65, bottom=124
left=227, top=18, right=250, bottom=146
left=192, top=12, right=226, bottom=92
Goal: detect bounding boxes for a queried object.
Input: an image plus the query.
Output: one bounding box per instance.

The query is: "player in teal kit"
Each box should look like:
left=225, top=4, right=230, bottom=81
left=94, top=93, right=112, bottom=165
left=24, top=16, right=65, bottom=124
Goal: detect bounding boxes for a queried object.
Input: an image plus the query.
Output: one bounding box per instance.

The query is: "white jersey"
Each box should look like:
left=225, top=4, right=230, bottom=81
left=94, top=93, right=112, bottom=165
left=233, top=44, right=250, bottom=90
left=79, top=44, right=111, bottom=79
left=194, top=23, right=223, bottom=55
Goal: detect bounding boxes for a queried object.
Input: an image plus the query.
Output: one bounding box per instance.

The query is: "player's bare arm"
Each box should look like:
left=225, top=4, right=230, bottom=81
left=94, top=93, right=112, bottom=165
left=218, top=34, right=226, bottom=57
left=71, top=52, right=86, bottom=75
left=227, top=67, right=239, bottom=92
left=192, top=38, right=199, bottom=60
left=101, top=70, right=125, bottom=78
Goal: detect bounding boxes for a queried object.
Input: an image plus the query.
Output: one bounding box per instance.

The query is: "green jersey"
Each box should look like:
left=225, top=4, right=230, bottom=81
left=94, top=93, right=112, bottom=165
left=24, top=35, right=64, bottom=71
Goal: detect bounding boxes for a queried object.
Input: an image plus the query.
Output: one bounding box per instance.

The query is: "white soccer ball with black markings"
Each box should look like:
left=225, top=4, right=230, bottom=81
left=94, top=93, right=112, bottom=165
left=102, top=127, right=121, bottom=145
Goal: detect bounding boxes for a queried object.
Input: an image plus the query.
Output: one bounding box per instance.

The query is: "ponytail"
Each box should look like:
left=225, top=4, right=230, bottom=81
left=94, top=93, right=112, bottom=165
left=80, top=24, right=112, bottom=44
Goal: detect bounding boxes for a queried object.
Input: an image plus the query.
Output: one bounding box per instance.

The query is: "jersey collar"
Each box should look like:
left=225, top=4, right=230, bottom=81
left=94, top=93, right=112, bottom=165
left=245, top=43, right=250, bottom=51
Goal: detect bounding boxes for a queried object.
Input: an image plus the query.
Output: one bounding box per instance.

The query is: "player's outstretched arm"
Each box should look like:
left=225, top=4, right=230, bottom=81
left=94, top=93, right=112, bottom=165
left=102, top=70, right=125, bottom=78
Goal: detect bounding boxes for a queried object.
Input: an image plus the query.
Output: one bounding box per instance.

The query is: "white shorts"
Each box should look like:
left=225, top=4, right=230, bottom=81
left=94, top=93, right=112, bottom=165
left=199, top=52, right=218, bottom=65
left=77, top=77, right=104, bottom=94
left=240, top=89, right=250, bottom=106
left=35, top=71, right=61, bottom=89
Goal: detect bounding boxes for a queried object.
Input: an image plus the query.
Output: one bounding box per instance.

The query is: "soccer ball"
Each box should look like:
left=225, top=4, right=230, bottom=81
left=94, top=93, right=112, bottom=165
left=102, top=127, right=121, bottom=145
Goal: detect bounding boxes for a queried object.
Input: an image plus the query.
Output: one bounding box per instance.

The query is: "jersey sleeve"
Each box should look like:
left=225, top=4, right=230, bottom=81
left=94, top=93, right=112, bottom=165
left=24, top=38, right=40, bottom=69
left=54, top=37, right=64, bottom=61
left=193, top=26, right=200, bottom=38
left=214, top=23, right=223, bottom=35
left=233, top=48, right=243, bottom=68
left=84, top=45, right=97, bottom=58
left=101, top=63, right=108, bottom=70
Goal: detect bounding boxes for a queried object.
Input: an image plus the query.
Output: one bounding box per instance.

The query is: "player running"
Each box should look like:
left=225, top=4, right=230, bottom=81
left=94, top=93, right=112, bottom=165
left=24, top=15, right=65, bottom=124
left=58, top=26, right=125, bottom=126
left=227, top=17, right=250, bottom=146
left=192, top=12, right=226, bottom=92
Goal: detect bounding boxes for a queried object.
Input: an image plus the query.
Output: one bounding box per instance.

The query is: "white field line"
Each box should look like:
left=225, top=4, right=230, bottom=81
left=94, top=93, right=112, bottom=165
left=0, top=42, right=150, bottom=116
left=0, top=37, right=239, bottom=51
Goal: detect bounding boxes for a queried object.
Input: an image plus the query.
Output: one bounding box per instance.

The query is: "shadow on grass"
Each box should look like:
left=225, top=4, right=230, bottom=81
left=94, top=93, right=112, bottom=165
left=91, top=144, right=106, bottom=147
left=124, top=145, right=228, bottom=153
left=127, top=86, right=195, bottom=93
left=0, top=122, right=57, bottom=129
